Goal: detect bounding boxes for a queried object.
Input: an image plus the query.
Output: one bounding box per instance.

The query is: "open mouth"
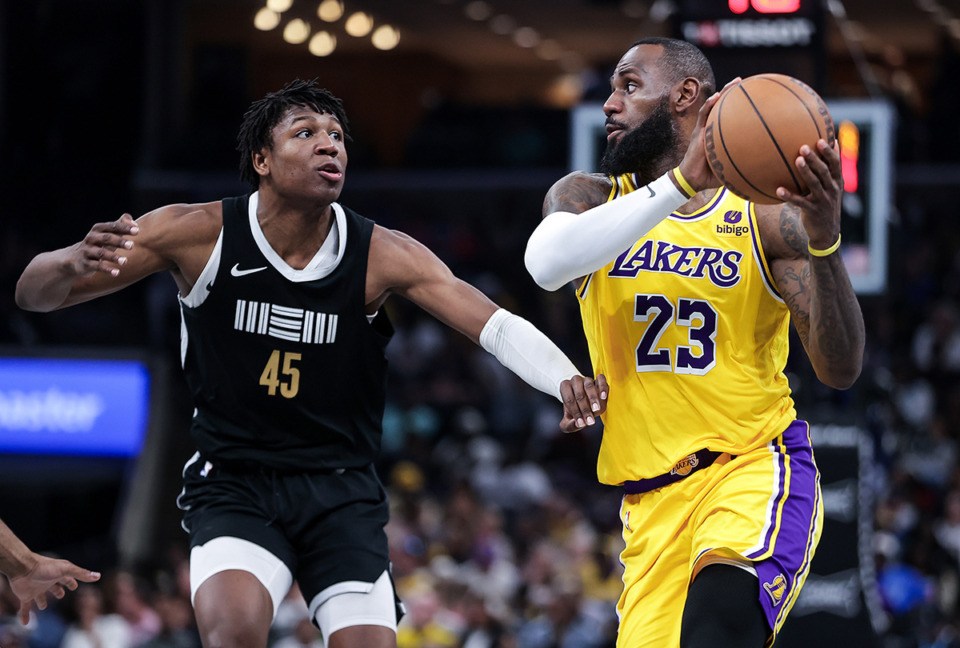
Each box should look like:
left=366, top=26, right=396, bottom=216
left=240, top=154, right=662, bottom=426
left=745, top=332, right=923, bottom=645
left=317, top=163, right=343, bottom=181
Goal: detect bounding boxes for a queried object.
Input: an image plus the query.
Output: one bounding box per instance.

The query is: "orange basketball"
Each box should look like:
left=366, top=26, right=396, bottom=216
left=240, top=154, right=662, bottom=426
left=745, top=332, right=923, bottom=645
left=704, top=73, right=835, bottom=204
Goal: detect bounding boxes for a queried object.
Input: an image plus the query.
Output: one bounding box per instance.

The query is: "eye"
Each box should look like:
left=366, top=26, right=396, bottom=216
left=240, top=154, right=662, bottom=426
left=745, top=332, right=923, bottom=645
left=296, top=129, right=311, bottom=138
left=329, top=130, right=343, bottom=141
left=625, top=81, right=638, bottom=94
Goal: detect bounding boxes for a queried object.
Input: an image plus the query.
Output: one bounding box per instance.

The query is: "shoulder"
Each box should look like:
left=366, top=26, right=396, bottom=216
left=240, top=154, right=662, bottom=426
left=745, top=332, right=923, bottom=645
left=543, top=171, right=613, bottom=217
left=754, top=201, right=808, bottom=262
left=369, top=224, right=430, bottom=262
left=139, top=201, right=223, bottom=245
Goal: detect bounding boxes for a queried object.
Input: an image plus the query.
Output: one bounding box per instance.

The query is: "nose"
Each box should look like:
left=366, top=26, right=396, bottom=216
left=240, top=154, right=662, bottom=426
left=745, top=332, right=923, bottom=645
left=602, top=91, right=621, bottom=118
left=315, top=133, right=339, bottom=156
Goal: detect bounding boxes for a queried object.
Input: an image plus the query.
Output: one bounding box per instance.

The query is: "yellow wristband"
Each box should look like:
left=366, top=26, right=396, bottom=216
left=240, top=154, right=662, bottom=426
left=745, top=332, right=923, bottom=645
left=671, top=167, right=696, bottom=199
left=808, top=234, right=841, bottom=257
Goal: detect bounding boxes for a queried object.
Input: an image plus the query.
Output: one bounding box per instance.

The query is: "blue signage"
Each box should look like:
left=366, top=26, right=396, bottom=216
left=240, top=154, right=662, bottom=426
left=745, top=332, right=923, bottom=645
left=0, top=357, right=150, bottom=457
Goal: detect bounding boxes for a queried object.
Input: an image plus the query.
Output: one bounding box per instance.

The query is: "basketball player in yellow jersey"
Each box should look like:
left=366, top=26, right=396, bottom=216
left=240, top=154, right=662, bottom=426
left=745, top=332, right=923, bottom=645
left=525, top=38, right=865, bottom=648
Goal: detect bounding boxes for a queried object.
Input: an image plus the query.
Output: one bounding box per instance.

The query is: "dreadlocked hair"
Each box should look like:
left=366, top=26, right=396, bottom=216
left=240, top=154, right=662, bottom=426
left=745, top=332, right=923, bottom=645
left=236, top=78, right=351, bottom=189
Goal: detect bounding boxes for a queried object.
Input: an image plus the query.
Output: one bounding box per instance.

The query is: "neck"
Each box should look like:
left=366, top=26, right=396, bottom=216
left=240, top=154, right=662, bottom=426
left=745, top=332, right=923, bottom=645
left=254, top=189, right=336, bottom=268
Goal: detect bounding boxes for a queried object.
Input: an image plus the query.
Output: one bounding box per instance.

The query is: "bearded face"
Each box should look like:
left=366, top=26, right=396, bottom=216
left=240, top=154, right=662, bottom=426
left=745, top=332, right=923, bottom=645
left=599, top=95, right=678, bottom=181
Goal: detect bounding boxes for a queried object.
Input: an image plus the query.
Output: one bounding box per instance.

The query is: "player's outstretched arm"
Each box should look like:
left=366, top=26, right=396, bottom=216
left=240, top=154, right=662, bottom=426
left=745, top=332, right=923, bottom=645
left=764, top=140, right=864, bottom=389
left=368, top=226, right=607, bottom=429
left=16, top=203, right=220, bottom=312
left=15, top=213, right=142, bottom=312
left=0, top=519, right=100, bottom=625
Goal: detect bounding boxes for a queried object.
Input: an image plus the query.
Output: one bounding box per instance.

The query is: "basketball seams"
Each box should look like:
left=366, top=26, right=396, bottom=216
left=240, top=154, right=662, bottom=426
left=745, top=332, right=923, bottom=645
left=716, top=87, right=781, bottom=203
left=705, top=73, right=832, bottom=204
left=737, top=82, right=803, bottom=197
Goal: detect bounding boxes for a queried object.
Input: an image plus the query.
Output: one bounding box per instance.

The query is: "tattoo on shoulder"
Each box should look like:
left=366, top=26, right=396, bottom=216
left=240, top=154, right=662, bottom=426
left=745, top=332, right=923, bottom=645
left=543, top=173, right=610, bottom=218
left=778, top=204, right=808, bottom=255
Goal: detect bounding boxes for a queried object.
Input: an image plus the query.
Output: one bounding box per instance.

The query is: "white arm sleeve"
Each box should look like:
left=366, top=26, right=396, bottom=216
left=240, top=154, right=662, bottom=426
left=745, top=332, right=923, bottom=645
left=524, top=172, right=689, bottom=291
left=479, top=308, right=580, bottom=401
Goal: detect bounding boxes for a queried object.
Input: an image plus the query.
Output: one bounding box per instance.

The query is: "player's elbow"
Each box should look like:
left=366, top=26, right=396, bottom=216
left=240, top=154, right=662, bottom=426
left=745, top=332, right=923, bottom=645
left=816, top=360, right=863, bottom=391
left=524, top=240, right=566, bottom=292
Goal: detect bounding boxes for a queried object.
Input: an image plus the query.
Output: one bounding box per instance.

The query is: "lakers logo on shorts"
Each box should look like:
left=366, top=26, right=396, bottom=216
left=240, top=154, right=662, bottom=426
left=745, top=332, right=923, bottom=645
left=670, top=454, right=700, bottom=477
left=763, top=573, right=787, bottom=606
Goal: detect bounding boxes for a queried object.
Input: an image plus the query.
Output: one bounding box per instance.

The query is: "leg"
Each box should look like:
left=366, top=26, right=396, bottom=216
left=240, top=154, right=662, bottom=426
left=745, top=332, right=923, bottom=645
left=189, top=537, right=294, bottom=648
left=680, top=564, right=769, bottom=648
left=327, top=625, right=396, bottom=648
left=194, top=570, right=273, bottom=648
left=311, top=571, right=398, bottom=648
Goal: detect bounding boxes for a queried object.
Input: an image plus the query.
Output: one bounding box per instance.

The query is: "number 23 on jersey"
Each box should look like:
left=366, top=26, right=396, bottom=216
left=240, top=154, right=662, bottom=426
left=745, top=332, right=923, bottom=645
left=634, top=293, right=717, bottom=375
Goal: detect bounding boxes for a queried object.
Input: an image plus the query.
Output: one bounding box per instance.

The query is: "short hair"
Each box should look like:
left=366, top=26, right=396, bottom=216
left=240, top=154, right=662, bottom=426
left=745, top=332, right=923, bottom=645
left=236, top=78, right=350, bottom=188
left=632, top=37, right=716, bottom=99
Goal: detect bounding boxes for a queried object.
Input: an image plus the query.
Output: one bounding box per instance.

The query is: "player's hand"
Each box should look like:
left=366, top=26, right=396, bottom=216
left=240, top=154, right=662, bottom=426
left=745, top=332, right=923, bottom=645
left=67, top=214, right=140, bottom=278
left=776, top=139, right=843, bottom=250
left=558, top=373, right=608, bottom=433
left=8, top=554, right=100, bottom=624
left=678, top=77, right=741, bottom=192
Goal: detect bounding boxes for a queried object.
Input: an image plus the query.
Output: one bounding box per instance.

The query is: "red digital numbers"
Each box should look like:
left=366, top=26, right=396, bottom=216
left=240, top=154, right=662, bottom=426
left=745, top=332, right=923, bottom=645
left=729, top=0, right=801, bottom=13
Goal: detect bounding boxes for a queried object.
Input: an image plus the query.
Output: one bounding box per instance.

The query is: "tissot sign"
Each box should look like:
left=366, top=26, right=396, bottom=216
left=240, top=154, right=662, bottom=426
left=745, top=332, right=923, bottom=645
left=674, top=0, right=825, bottom=92
left=679, top=0, right=820, bottom=48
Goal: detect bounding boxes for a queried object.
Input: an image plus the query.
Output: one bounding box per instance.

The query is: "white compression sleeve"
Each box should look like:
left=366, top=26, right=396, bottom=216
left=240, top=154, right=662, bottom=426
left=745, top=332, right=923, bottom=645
left=524, top=171, right=689, bottom=291
left=479, top=308, right=580, bottom=401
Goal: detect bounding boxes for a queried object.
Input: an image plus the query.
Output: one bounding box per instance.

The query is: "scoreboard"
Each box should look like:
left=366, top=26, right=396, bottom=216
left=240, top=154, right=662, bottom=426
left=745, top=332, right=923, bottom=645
left=674, top=0, right=826, bottom=89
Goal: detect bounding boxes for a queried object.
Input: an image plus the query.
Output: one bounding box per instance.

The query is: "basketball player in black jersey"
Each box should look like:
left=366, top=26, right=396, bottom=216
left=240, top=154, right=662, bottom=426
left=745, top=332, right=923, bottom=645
left=15, top=79, right=607, bottom=648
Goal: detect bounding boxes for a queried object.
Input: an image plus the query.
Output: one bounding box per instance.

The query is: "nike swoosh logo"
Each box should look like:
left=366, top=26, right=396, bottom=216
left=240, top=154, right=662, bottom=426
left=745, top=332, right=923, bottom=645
left=647, top=185, right=656, bottom=198
left=230, top=264, right=268, bottom=277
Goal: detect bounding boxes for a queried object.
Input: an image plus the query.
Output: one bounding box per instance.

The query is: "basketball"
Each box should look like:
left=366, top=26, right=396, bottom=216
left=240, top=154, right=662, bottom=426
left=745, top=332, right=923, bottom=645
left=704, top=73, right=836, bottom=204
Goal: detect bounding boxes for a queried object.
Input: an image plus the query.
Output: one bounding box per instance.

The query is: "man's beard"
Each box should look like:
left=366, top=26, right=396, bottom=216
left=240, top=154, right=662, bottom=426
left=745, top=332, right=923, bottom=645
left=599, top=96, right=678, bottom=181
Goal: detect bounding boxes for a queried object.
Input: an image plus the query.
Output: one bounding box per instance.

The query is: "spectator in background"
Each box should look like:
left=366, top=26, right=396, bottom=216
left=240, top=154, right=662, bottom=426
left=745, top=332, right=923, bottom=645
left=61, top=586, right=132, bottom=648
left=272, top=614, right=324, bottom=648
left=137, top=589, right=200, bottom=648
left=106, top=571, right=161, bottom=646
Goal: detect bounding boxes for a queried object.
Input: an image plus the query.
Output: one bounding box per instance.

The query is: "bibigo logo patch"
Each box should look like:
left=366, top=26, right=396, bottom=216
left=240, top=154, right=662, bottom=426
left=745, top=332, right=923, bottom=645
left=716, top=210, right=748, bottom=237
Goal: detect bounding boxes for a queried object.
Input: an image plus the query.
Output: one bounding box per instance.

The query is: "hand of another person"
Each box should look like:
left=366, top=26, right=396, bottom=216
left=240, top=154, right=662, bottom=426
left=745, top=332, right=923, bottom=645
left=66, top=214, right=140, bottom=278
left=558, top=374, right=608, bottom=433
left=9, top=554, right=101, bottom=624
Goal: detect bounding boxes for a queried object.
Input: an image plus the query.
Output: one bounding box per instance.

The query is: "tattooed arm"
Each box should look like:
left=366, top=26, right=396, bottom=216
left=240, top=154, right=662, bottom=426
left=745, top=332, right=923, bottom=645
left=759, top=140, right=865, bottom=389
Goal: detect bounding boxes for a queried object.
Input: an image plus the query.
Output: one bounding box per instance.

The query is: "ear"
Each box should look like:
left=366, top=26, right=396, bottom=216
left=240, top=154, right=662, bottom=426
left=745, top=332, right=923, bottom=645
left=674, top=77, right=702, bottom=114
left=252, top=149, right=270, bottom=178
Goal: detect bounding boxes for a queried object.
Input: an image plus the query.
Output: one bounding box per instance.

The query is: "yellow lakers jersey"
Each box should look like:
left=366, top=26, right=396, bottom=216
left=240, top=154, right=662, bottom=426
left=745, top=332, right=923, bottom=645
left=579, top=175, right=796, bottom=485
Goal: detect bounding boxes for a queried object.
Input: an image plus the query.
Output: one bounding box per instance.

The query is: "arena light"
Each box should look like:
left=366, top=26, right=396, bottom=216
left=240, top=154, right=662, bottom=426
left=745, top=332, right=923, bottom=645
left=464, top=1, right=492, bottom=21
left=254, top=7, right=281, bottom=30
left=283, top=18, right=311, bottom=44
left=309, top=30, right=337, bottom=55
left=267, top=0, right=294, bottom=13
left=371, top=25, right=400, bottom=50
left=513, top=26, right=540, bottom=48
left=317, top=0, right=344, bottom=22
left=344, top=11, right=374, bottom=36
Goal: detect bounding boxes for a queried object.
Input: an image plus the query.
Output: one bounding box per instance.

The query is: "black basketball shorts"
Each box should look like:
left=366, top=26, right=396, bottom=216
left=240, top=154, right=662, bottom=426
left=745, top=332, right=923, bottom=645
left=178, top=454, right=392, bottom=608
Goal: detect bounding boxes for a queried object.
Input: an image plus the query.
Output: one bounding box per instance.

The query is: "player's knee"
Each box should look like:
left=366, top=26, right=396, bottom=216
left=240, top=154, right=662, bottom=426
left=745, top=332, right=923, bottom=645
left=194, top=583, right=273, bottom=648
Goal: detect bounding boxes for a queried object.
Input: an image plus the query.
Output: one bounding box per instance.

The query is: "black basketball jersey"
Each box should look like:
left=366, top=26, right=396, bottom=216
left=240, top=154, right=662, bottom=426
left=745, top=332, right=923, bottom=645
left=179, top=194, right=393, bottom=471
